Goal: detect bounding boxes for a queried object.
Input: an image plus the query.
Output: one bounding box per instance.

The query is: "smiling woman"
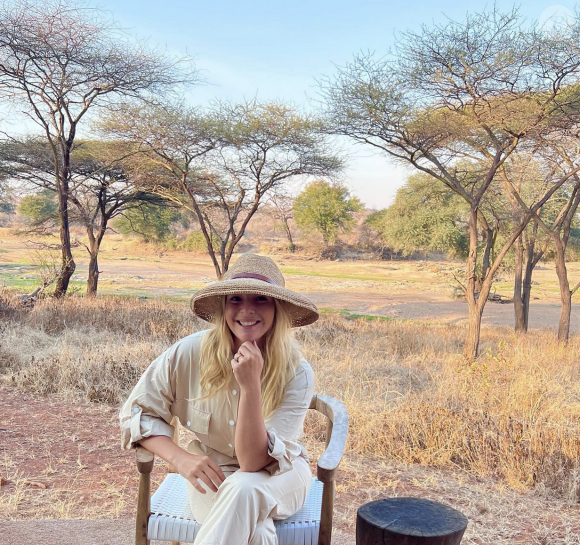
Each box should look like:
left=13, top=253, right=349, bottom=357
left=119, top=253, right=320, bottom=545
left=225, top=293, right=276, bottom=351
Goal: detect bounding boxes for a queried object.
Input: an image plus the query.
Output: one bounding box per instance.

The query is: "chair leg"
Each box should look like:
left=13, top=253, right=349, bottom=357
left=136, top=451, right=154, bottom=545
left=136, top=469, right=152, bottom=545
left=318, top=480, right=335, bottom=545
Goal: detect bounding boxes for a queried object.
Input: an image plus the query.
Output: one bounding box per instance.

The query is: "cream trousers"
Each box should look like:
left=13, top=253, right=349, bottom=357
left=186, top=455, right=312, bottom=545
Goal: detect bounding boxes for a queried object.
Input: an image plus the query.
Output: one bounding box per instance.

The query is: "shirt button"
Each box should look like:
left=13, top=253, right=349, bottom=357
left=229, top=420, right=235, bottom=426
left=186, top=421, right=191, bottom=427
left=228, top=443, right=233, bottom=448
left=133, top=407, right=139, bottom=414
left=232, top=389, right=238, bottom=395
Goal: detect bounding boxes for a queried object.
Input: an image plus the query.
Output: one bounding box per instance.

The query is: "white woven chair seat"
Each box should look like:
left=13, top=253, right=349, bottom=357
left=148, top=473, right=323, bottom=544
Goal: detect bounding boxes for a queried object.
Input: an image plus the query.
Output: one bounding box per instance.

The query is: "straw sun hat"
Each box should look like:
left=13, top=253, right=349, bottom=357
left=190, top=253, right=319, bottom=327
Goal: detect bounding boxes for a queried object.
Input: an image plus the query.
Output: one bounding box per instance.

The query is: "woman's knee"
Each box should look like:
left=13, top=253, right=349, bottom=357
left=223, top=470, right=262, bottom=492
left=219, top=470, right=271, bottom=503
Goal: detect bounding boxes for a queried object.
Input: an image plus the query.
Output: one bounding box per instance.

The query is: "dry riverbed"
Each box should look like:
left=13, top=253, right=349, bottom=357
left=1, top=230, right=580, bottom=331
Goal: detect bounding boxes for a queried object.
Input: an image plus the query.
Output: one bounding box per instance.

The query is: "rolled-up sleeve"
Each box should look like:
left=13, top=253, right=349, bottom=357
left=263, top=361, right=315, bottom=476
left=119, top=346, right=177, bottom=450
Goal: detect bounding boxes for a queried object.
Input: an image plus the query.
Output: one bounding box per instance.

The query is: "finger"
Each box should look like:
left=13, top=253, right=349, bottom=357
left=239, top=343, right=258, bottom=358
left=188, top=476, right=207, bottom=494
left=207, top=458, right=226, bottom=482
left=242, top=339, right=258, bottom=351
left=204, top=466, right=225, bottom=488
left=197, top=472, right=219, bottom=493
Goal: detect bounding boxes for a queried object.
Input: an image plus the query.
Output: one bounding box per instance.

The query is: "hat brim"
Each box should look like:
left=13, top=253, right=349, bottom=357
left=190, top=278, right=319, bottom=327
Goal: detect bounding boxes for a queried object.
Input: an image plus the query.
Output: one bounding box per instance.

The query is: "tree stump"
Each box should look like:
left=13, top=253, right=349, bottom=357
left=356, top=497, right=468, bottom=545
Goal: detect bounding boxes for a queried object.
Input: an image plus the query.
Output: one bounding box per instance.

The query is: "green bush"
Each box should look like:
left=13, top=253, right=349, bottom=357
left=160, top=231, right=221, bottom=253
left=18, top=189, right=58, bottom=227
left=113, top=203, right=179, bottom=243
left=182, top=231, right=213, bottom=252
left=293, top=180, right=363, bottom=246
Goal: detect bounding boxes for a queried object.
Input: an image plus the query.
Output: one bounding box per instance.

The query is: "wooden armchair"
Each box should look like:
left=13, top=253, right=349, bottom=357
left=135, top=394, right=348, bottom=545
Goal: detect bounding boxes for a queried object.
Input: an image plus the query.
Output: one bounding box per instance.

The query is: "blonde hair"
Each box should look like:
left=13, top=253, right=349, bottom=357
left=198, top=296, right=302, bottom=417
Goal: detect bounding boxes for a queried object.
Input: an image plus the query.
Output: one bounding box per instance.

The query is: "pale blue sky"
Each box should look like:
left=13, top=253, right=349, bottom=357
left=12, top=1, right=580, bottom=208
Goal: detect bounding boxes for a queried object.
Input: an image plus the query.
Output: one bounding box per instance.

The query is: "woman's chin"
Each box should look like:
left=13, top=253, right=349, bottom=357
left=234, top=327, right=265, bottom=343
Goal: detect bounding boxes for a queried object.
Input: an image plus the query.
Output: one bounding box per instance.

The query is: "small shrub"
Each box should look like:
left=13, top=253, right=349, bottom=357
left=181, top=231, right=216, bottom=253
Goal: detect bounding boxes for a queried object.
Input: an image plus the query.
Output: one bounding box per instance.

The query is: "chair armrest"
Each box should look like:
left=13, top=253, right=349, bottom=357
left=312, top=394, right=348, bottom=482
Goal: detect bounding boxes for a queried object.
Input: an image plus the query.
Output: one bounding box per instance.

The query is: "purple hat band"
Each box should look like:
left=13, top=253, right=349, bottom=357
left=228, top=272, right=278, bottom=285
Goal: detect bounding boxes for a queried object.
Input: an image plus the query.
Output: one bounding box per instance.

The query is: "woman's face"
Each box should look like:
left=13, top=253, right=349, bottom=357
left=224, top=293, right=276, bottom=350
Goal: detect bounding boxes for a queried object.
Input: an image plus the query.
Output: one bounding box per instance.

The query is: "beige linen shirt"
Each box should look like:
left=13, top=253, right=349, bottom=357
left=119, top=329, right=315, bottom=476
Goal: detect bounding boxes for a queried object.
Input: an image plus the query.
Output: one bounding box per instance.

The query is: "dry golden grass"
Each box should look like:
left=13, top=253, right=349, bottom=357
left=298, top=317, right=580, bottom=501
left=1, top=292, right=579, bottom=504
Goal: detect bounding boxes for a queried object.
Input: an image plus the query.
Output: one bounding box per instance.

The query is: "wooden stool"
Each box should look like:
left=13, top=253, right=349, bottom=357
left=356, top=497, right=468, bottom=545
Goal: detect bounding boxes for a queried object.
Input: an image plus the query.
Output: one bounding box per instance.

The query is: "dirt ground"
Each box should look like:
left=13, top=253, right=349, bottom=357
left=2, top=387, right=580, bottom=544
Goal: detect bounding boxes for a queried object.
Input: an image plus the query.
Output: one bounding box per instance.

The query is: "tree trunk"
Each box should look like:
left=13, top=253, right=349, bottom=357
left=463, top=299, right=483, bottom=360
left=220, top=244, right=230, bottom=276
left=521, top=236, right=542, bottom=332
left=85, top=218, right=108, bottom=297
left=481, top=225, right=493, bottom=280
left=87, top=251, right=99, bottom=296
left=53, top=168, right=76, bottom=297
left=554, top=240, right=572, bottom=342
left=463, top=206, right=482, bottom=361
left=521, top=258, right=534, bottom=332
left=283, top=219, right=295, bottom=252
left=513, top=235, right=525, bottom=331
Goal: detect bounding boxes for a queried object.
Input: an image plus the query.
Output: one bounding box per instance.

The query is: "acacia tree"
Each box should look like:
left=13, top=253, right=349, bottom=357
left=293, top=180, right=363, bottom=247
left=319, top=9, right=580, bottom=359
left=492, top=147, right=574, bottom=332
left=367, top=164, right=560, bottom=332
left=268, top=190, right=296, bottom=252
left=497, top=153, right=546, bottom=331
left=0, top=138, right=166, bottom=295
left=98, top=101, right=225, bottom=272
left=0, top=0, right=194, bottom=296
left=500, top=139, right=580, bottom=340
left=101, top=100, right=343, bottom=277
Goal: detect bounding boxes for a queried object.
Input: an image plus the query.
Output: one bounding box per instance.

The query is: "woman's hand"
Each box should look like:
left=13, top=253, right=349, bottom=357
left=231, top=340, right=263, bottom=391
left=172, top=449, right=226, bottom=494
